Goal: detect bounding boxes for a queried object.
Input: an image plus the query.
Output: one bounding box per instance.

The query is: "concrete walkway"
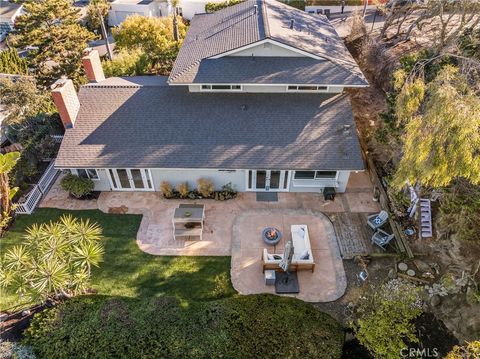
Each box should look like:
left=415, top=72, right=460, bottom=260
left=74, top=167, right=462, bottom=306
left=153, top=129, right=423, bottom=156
left=231, top=209, right=347, bottom=302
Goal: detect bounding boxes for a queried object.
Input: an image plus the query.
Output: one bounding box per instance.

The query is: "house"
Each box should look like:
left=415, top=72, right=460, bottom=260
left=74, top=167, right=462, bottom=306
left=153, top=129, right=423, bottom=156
left=53, top=0, right=368, bottom=194
left=108, top=0, right=247, bottom=26
left=108, top=0, right=166, bottom=27
left=0, top=0, right=23, bottom=41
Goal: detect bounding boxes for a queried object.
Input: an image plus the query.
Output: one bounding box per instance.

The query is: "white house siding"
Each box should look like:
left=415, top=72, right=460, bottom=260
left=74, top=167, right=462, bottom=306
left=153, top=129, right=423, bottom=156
left=178, top=0, right=225, bottom=20
left=83, top=168, right=353, bottom=193
left=108, top=1, right=161, bottom=27
left=187, top=84, right=344, bottom=93
left=149, top=168, right=246, bottom=192
left=289, top=171, right=351, bottom=193
left=229, top=43, right=303, bottom=57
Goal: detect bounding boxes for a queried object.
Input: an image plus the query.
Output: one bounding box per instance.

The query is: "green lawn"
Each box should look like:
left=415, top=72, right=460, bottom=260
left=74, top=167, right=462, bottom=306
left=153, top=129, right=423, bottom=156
left=0, top=208, right=236, bottom=311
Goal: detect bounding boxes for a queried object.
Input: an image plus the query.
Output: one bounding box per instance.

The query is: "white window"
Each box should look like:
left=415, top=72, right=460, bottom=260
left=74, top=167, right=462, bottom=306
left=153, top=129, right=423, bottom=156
left=76, top=168, right=99, bottom=180
left=201, top=84, right=242, bottom=91
left=294, top=171, right=336, bottom=180
left=287, top=85, right=328, bottom=92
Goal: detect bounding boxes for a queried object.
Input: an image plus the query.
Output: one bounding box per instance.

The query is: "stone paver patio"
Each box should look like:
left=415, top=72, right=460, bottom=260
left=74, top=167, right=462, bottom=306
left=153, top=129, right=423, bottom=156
left=39, top=172, right=380, bottom=302
left=231, top=209, right=346, bottom=302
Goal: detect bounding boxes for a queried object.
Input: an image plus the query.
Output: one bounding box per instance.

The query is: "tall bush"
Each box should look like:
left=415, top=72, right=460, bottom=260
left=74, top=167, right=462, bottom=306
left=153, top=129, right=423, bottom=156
left=354, top=279, right=423, bottom=358
left=60, top=174, right=94, bottom=199
left=0, top=215, right=104, bottom=304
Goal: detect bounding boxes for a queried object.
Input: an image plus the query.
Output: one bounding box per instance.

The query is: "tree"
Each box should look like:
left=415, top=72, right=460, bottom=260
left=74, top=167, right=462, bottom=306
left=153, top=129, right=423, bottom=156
left=393, top=65, right=480, bottom=188
left=85, top=0, right=110, bottom=34
left=445, top=341, right=480, bottom=359
left=102, top=49, right=151, bottom=77
left=0, top=77, right=55, bottom=129
left=113, top=15, right=187, bottom=75
left=0, top=48, right=28, bottom=75
left=354, top=279, right=423, bottom=358
left=0, top=152, right=20, bottom=236
left=381, top=0, right=480, bottom=51
left=0, top=215, right=104, bottom=304
left=10, top=0, right=95, bottom=87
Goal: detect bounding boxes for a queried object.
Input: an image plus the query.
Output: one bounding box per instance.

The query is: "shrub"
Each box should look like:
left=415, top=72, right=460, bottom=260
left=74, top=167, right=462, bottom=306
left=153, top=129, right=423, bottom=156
left=176, top=182, right=189, bottom=198
left=353, top=279, right=423, bottom=358
left=160, top=181, right=173, bottom=198
left=0, top=215, right=104, bottom=304
left=196, top=178, right=214, bottom=198
left=60, top=173, right=94, bottom=199
left=24, top=294, right=344, bottom=358
left=205, top=0, right=242, bottom=13
left=438, top=180, right=480, bottom=241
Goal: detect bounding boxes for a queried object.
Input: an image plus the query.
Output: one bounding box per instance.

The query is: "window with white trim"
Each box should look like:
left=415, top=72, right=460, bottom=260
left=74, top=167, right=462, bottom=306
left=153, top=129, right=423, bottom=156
left=76, top=168, right=99, bottom=180
left=294, top=171, right=336, bottom=180
left=287, top=85, right=328, bottom=91
left=201, top=84, right=242, bottom=91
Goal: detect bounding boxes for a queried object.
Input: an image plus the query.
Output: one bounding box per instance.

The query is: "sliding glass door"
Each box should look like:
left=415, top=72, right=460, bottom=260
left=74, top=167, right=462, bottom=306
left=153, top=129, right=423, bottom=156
left=108, top=169, right=153, bottom=191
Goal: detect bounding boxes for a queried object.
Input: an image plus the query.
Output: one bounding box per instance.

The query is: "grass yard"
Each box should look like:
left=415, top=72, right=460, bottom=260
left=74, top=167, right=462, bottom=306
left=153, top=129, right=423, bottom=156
left=0, top=208, right=236, bottom=311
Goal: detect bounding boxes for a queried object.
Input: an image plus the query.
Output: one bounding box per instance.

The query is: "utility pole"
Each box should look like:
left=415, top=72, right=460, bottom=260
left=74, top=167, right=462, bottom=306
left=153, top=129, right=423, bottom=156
left=173, top=7, right=179, bottom=42
left=98, top=8, right=113, bottom=60
left=362, top=0, right=368, bottom=17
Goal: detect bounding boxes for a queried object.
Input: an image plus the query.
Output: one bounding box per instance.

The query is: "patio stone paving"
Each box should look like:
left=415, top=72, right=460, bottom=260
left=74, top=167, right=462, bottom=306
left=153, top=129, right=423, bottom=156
left=231, top=209, right=346, bottom=302
left=39, top=172, right=380, bottom=258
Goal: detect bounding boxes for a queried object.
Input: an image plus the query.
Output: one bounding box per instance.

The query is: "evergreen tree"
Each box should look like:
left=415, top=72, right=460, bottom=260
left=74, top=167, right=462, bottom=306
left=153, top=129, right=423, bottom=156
left=393, top=65, right=480, bottom=188
left=113, top=15, right=187, bottom=75
left=11, top=0, right=95, bottom=87
left=0, top=48, right=28, bottom=75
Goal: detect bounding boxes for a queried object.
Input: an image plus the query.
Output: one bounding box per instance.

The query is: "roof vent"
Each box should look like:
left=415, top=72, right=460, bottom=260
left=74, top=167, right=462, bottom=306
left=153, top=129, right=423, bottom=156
left=289, top=19, right=295, bottom=30
left=241, top=104, right=248, bottom=111
left=254, top=4, right=258, bottom=14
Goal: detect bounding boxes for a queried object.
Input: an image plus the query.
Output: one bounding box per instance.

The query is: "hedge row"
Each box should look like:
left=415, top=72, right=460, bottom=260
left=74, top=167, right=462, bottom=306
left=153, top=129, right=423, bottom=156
left=25, top=294, right=343, bottom=359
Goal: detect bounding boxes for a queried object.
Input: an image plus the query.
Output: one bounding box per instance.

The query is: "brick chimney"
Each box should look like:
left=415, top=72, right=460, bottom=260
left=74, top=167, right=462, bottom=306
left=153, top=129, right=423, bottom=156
left=51, top=77, right=80, bottom=129
left=82, top=48, right=105, bottom=83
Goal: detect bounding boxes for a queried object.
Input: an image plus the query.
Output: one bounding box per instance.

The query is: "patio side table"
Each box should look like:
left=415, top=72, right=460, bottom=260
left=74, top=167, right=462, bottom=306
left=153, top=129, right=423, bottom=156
left=265, top=270, right=276, bottom=286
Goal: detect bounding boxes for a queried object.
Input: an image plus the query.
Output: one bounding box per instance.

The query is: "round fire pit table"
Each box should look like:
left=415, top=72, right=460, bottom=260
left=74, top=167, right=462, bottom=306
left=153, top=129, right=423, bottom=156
left=262, top=227, right=282, bottom=245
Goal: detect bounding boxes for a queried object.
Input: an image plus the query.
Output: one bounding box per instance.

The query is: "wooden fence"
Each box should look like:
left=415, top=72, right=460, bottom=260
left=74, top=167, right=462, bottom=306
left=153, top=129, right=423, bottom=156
left=364, top=154, right=413, bottom=258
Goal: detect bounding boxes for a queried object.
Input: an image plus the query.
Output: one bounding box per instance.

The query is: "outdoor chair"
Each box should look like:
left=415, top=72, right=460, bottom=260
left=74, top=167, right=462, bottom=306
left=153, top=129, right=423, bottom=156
left=371, top=229, right=395, bottom=250
left=367, top=210, right=388, bottom=230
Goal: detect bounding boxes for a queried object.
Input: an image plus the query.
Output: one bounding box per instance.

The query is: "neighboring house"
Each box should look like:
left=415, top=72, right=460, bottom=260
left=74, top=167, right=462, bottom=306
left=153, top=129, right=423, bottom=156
left=0, top=1, right=23, bottom=41
left=108, top=0, right=166, bottom=27
left=108, top=0, right=236, bottom=26
left=53, top=0, right=368, bottom=194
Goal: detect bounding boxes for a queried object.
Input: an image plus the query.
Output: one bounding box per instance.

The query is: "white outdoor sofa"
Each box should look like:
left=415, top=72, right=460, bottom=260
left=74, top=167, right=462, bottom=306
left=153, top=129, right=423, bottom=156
left=262, top=225, right=315, bottom=272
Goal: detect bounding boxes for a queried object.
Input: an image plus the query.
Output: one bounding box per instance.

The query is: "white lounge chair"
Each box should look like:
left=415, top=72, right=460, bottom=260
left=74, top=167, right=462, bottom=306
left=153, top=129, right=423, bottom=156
left=371, top=229, right=394, bottom=250
left=367, top=210, right=388, bottom=230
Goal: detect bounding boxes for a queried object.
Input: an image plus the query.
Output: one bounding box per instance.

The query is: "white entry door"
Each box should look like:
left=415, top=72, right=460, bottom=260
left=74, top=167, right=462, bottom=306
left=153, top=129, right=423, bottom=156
left=108, top=169, right=153, bottom=191
left=247, top=170, right=290, bottom=192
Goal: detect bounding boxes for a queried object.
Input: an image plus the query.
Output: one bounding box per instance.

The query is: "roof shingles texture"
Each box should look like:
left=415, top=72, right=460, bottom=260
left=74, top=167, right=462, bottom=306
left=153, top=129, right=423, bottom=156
left=56, top=78, right=364, bottom=171
left=169, top=0, right=367, bottom=85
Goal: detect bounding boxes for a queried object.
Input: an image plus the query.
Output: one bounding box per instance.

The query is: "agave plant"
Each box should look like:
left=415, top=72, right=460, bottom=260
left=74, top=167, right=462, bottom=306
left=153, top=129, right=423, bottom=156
left=1, top=215, right=104, bottom=304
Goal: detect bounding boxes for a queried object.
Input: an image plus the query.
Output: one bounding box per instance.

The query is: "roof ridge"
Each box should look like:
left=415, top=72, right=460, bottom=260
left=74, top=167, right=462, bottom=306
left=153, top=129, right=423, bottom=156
left=260, top=0, right=270, bottom=38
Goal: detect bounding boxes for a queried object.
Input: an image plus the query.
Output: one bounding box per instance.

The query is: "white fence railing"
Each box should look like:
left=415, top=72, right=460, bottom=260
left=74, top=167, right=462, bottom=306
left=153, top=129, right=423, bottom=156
left=15, top=161, right=60, bottom=215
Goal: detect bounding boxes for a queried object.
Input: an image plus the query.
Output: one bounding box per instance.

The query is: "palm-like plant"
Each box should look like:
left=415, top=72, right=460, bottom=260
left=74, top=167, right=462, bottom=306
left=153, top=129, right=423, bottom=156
left=1, top=215, right=104, bottom=305
left=0, top=151, right=20, bottom=236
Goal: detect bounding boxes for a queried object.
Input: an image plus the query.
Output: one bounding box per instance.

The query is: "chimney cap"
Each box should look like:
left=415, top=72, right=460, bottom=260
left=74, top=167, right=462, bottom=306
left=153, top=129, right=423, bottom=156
left=83, top=47, right=94, bottom=55
left=51, top=76, right=68, bottom=90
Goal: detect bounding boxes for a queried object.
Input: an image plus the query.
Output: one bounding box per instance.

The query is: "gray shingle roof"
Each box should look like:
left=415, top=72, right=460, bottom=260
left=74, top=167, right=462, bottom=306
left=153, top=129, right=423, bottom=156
left=168, top=0, right=367, bottom=86
left=56, top=77, right=364, bottom=171
left=193, top=57, right=366, bottom=85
